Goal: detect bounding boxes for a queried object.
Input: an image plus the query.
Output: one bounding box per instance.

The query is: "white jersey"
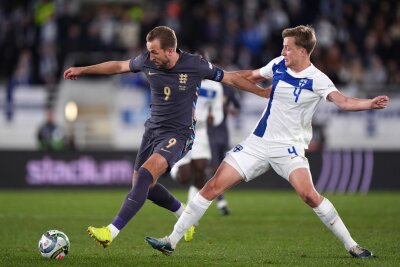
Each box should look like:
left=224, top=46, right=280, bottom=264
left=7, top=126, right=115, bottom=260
left=256, top=56, right=338, bottom=148
left=190, top=79, right=223, bottom=160
left=195, top=79, right=224, bottom=130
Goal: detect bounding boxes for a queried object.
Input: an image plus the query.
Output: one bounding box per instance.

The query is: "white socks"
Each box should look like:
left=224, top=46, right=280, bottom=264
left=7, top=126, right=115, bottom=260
left=173, top=202, right=185, bottom=219
left=108, top=224, right=120, bottom=239
left=313, top=198, right=357, bottom=250
left=169, top=193, right=212, bottom=248
left=188, top=185, right=199, bottom=202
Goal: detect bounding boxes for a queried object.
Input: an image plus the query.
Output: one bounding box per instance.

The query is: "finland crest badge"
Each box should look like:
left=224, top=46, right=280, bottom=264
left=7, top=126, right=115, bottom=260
left=233, top=144, right=243, bottom=152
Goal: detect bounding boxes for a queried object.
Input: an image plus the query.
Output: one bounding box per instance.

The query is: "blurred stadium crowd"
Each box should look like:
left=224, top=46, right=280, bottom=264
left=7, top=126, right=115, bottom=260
left=1, top=0, right=399, bottom=95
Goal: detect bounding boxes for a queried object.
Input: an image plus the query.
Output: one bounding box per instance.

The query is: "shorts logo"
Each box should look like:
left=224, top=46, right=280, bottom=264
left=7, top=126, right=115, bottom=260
left=233, top=144, right=243, bottom=152
left=161, top=148, right=171, bottom=153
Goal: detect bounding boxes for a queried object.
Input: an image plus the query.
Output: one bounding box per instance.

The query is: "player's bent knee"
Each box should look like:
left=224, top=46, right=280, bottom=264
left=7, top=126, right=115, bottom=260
left=300, top=191, right=320, bottom=207
left=201, top=179, right=221, bottom=200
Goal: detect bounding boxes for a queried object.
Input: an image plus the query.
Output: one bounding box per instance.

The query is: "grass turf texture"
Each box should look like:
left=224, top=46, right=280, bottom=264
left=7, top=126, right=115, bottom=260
left=0, top=190, right=399, bottom=267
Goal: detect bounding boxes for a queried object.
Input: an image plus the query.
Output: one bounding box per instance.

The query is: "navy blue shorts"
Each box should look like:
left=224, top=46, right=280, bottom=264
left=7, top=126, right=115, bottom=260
left=134, top=128, right=194, bottom=171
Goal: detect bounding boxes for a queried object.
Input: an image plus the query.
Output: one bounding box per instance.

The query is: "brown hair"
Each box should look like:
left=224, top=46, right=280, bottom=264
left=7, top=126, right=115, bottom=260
left=146, top=26, right=177, bottom=50
left=282, top=25, right=317, bottom=55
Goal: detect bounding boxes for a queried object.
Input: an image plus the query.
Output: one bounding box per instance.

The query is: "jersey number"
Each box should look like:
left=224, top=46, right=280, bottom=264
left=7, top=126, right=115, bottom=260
left=164, top=87, right=171, bottom=101
left=166, top=138, right=177, bottom=148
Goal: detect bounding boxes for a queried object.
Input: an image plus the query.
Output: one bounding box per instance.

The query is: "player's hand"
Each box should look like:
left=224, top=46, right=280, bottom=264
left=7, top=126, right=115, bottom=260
left=207, top=114, right=214, bottom=125
left=371, top=95, right=389, bottom=109
left=64, top=67, right=83, bottom=80
left=228, top=107, right=239, bottom=116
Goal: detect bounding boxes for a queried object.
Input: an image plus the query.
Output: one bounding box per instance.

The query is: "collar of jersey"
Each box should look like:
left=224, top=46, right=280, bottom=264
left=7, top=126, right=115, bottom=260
left=286, top=63, right=316, bottom=78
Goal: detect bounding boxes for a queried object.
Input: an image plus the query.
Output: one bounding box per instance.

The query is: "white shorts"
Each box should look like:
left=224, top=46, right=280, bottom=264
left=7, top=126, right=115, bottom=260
left=171, top=127, right=211, bottom=178
left=224, top=134, right=309, bottom=182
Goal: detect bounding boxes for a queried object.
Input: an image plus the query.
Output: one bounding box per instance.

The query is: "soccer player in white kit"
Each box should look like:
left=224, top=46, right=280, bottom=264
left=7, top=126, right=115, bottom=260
left=145, top=25, right=389, bottom=258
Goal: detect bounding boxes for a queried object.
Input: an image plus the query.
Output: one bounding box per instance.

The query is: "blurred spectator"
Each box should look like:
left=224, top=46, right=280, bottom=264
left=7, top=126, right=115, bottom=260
left=117, top=10, right=141, bottom=50
left=315, top=16, right=336, bottom=48
left=386, top=60, right=400, bottom=85
left=363, top=55, right=388, bottom=86
left=339, top=57, right=364, bottom=85
left=13, top=49, right=33, bottom=85
left=266, top=0, right=289, bottom=33
left=91, top=7, right=118, bottom=51
left=39, top=44, right=58, bottom=83
left=37, top=109, right=65, bottom=151
left=323, top=44, right=342, bottom=84
left=239, top=19, right=264, bottom=57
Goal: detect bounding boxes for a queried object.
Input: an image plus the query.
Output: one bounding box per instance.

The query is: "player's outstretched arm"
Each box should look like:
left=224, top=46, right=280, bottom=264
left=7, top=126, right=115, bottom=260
left=63, top=60, right=131, bottom=80
left=328, top=91, right=389, bottom=111
left=222, top=71, right=271, bottom=98
left=234, top=69, right=267, bottom=84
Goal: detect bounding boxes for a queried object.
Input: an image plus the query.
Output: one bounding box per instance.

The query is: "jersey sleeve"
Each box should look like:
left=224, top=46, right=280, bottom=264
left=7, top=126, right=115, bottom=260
left=259, top=56, right=284, bottom=78
left=313, top=72, right=339, bottom=100
left=129, top=53, right=147, bottom=73
left=198, top=58, right=224, bottom=82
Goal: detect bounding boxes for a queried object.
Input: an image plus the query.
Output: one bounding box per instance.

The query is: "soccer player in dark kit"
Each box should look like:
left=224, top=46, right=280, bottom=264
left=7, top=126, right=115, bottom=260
left=64, top=26, right=268, bottom=247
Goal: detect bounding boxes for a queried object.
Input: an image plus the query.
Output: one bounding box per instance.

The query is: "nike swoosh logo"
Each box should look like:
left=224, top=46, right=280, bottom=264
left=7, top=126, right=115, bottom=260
left=161, top=148, right=171, bottom=153
left=276, top=70, right=283, bottom=74
left=148, top=71, right=159, bottom=76
left=127, top=198, right=137, bottom=203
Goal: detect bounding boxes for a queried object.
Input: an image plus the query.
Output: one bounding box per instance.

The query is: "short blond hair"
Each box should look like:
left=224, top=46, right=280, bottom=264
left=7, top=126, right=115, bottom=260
left=282, top=25, right=316, bottom=55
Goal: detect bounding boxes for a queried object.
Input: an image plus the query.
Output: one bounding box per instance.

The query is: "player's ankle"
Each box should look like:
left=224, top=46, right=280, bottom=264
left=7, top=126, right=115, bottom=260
left=108, top=224, right=120, bottom=239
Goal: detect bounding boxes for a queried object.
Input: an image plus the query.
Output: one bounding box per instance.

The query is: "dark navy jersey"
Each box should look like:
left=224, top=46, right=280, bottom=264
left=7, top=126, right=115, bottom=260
left=129, top=50, right=224, bottom=135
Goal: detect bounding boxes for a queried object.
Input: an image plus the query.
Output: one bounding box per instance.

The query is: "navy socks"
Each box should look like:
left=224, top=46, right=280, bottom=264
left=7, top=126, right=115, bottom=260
left=147, top=182, right=181, bottom=212
left=112, top=167, right=153, bottom=230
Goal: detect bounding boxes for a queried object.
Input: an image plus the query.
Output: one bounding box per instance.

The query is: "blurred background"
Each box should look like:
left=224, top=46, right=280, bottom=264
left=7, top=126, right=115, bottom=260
left=0, top=0, right=399, bottom=191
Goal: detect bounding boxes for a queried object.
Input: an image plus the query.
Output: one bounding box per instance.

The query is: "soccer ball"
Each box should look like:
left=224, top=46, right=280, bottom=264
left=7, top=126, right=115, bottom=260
left=38, top=230, right=70, bottom=259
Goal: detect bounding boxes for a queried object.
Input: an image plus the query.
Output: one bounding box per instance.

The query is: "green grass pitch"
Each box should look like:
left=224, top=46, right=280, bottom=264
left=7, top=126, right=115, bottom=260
left=0, top=189, right=399, bottom=266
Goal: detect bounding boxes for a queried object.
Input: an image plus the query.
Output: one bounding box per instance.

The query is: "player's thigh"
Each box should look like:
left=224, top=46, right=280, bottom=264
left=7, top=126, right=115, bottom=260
left=289, top=168, right=322, bottom=207
left=133, top=129, right=155, bottom=170
left=289, top=168, right=315, bottom=193
left=268, top=144, right=310, bottom=181
left=154, top=133, right=188, bottom=169
left=224, top=135, right=271, bottom=182
left=201, top=161, right=244, bottom=200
